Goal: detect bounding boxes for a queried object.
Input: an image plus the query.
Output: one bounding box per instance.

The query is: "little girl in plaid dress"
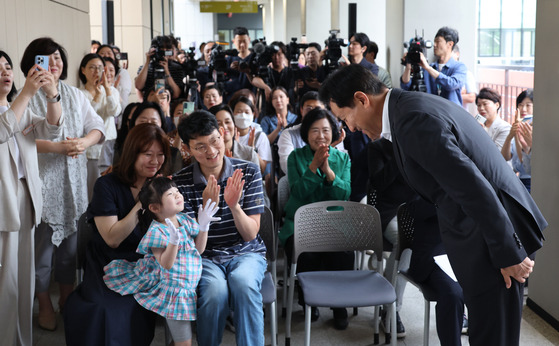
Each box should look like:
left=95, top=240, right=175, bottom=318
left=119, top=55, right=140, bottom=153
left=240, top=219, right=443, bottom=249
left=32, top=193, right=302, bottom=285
left=103, top=177, right=220, bottom=346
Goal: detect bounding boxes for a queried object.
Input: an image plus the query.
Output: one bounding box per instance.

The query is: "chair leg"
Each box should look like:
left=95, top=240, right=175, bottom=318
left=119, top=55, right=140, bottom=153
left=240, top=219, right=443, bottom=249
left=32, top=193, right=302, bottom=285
left=373, top=305, right=380, bottom=345
left=282, top=254, right=289, bottom=317
left=270, top=301, right=277, bottom=346
left=390, top=302, right=397, bottom=346
left=304, top=305, right=312, bottom=346
left=424, top=299, right=430, bottom=346
left=285, top=264, right=297, bottom=346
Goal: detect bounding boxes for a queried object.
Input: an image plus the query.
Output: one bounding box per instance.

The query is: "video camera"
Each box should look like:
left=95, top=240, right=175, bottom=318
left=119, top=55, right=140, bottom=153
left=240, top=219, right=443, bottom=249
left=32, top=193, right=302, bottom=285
left=324, top=30, right=347, bottom=71
left=208, top=44, right=238, bottom=83
left=240, top=39, right=280, bottom=79
left=287, top=37, right=308, bottom=70
left=151, top=37, right=174, bottom=65
left=402, top=30, right=432, bottom=92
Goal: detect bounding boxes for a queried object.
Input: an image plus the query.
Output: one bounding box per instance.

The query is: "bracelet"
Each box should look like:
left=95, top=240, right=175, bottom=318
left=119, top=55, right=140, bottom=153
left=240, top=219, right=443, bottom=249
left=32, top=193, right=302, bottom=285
left=165, top=74, right=170, bottom=79
left=46, top=93, right=61, bottom=103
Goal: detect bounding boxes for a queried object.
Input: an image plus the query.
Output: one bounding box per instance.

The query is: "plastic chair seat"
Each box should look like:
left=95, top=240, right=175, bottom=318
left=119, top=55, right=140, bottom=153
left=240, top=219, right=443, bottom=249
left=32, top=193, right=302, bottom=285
left=298, top=270, right=396, bottom=308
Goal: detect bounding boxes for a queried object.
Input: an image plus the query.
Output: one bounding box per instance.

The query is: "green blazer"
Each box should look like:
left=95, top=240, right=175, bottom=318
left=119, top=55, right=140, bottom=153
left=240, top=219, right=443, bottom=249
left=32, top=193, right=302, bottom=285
left=279, top=145, right=351, bottom=245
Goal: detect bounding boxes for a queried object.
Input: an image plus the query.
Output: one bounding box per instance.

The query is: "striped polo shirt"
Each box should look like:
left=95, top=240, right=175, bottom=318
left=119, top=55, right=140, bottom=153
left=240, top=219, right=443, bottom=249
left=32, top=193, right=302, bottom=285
left=173, top=157, right=266, bottom=264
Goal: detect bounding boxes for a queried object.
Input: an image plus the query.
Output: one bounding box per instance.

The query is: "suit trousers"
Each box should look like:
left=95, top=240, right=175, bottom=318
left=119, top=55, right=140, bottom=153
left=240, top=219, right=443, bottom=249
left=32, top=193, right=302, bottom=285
left=0, top=179, right=35, bottom=346
left=465, top=280, right=524, bottom=346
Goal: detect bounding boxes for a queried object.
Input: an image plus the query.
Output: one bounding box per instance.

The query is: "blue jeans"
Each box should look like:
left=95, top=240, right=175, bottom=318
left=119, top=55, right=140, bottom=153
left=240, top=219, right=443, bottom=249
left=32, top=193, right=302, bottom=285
left=196, top=253, right=267, bottom=346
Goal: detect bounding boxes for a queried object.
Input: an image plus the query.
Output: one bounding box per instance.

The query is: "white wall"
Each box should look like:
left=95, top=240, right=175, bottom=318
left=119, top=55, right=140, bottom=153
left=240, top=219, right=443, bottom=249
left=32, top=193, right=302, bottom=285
left=1, top=0, right=91, bottom=88
left=402, top=0, right=477, bottom=75
left=173, top=0, right=215, bottom=48
left=527, top=0, right=559, bottom=322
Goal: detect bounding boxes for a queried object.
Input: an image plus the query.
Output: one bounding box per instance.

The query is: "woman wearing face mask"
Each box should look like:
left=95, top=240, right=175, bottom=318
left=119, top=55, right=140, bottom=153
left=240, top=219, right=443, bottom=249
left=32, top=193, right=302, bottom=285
left=78, top=53, right=122, bottom=198
left=209, top=104, right=259, bottom=168
left=229, top=95, right=271, bottom=173
left=21, top=37, right=105, bottom=332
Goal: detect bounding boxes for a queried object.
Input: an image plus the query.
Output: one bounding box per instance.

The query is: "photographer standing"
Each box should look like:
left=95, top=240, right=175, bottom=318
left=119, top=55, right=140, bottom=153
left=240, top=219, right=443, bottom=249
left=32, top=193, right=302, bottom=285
left=400, top=26, right=467, bottom=106
left=348, top=33, right=378, bottom=75
left=296, top=43, right=328, bottom=99
left=135, top=35, right=185, bottom=101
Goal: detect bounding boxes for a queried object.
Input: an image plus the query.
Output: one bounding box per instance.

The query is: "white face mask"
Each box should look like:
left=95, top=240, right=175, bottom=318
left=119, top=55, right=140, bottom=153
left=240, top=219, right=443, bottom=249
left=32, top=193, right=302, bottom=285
left=234, top=112, right=253, bottom=129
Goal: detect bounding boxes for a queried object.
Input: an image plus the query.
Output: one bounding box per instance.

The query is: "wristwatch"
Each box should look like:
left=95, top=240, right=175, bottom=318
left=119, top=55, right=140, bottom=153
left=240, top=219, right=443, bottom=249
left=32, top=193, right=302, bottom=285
left=46, top=93, right=61, bottom=103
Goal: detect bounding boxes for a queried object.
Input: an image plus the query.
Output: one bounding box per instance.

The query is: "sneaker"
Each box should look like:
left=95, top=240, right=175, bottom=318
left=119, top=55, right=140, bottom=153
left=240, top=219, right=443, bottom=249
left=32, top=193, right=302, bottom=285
left=380, top=310, right=406, bottom=338
left=332, top=308, right=349, bottom=330
left=461, top=314, right=468, bottom=335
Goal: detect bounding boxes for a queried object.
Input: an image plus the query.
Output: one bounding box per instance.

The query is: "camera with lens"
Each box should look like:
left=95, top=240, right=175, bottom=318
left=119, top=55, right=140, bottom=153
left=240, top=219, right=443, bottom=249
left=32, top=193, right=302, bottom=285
left=402, top=30, right=432, bottom=92
left=151, top=37, right=173, bottom=65
left=324, top=30, right=347, bottom=71
left=209, top=44, right=238, bottom=82
left=240, top=39, right=280, bottom=79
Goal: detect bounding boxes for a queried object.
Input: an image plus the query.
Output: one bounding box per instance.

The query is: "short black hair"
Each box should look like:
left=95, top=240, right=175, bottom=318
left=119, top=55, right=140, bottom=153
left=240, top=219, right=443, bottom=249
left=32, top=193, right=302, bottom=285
left=78, top=53, right=104, bottom=85
left=234, top=27, right=249, bottom=37
left=230, top=95, right=256, bottom=115
left=20, top=37, right=69, bottom=79
left=350, top=32, right=370, bottom=51
left=319, top=64, right=386, bottom=108
left=209, top=103, right=233, bottom=116
left=300, top=108, right=340, bottom=145
left=151, top=35, right=173, bottom=50
left=367, top=42, right=379, bottom=59
left=516, top=89, right=534, bottom=107
left=0, top=51, right=18, bottom=102
left=178, top=110, right=220, bottom=147
left=476, top=87, right=501, bottom=109
left=307, top=42, right=322, bottom=53
left=138, top=176, right=177, bottom=232
left=270, top=41, right=287, bottom=56
left=435, top=27, right=459, bottom=46
left=91, top=40, right=101, bottom=46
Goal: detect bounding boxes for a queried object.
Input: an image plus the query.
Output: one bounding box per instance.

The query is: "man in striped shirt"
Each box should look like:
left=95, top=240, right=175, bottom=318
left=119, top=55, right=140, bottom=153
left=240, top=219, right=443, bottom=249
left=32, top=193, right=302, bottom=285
left=174, top=110, right=266, bottom=346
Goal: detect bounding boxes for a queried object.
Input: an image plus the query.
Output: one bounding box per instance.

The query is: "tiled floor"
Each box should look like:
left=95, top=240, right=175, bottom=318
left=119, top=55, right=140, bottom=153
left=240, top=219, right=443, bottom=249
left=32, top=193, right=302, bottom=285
left=33, top=264, right=559, bottom=346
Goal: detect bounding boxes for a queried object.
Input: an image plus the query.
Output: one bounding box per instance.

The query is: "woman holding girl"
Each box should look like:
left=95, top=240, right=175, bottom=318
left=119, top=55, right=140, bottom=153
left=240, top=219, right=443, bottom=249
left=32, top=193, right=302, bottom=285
left=20, top=37, right=105, bottom=331
left=103, top=177, right=220, bottom=346
left=0, top=50, right=62, bottom=345
left=64, top=123, right=170, bottom=345
left=78, top=53, right=122, bottom=197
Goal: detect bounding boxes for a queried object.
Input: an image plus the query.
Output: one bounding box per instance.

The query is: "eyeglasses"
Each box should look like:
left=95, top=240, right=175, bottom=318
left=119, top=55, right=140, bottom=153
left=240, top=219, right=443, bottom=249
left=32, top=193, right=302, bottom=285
left=192, top=135, right=222, bottom=153
left=87, top=65, right=104, bottom=72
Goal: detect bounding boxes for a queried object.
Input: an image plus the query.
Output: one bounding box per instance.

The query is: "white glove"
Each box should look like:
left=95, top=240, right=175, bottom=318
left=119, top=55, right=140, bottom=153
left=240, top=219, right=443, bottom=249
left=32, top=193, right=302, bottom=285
left=165, top=218, right=181, bottom=245
left=198, top=199, right=221, bottom=232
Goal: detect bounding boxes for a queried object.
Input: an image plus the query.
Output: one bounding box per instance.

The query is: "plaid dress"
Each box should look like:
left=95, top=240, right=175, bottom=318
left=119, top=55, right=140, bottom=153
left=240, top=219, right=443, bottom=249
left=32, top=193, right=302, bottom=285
left=103, top=213, right=202, bottom=320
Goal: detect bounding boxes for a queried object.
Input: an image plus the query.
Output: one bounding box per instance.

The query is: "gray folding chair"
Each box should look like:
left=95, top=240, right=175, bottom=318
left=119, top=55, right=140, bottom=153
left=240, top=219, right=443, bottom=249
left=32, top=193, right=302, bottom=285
left=395, top=203, right=436, bottom=346
left=285, top=201, right=397, bottom=346
left=276, top=175, right=291, bottom=316
left=259, top=206, right=278, bottom=346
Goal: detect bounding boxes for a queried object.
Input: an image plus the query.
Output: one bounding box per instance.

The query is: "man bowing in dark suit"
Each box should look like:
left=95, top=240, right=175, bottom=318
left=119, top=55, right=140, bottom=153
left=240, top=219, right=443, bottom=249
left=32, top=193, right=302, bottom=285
left=319, top=64, right=547, bottom=346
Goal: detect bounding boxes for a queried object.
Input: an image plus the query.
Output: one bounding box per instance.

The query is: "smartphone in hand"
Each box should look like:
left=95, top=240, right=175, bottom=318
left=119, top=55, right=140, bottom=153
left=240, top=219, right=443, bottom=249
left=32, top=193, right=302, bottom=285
left=183, top=101, right=195, bottom=115
left=155, top=78, right=165, bottom=93
left=474, top=114, right=487, bottom=125
left=35, top=55, right=49, bottom=71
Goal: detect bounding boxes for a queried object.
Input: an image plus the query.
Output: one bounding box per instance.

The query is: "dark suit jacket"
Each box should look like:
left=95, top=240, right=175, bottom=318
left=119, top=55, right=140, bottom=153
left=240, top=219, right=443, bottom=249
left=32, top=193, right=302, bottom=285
left=387, top=88, right=547, bottom=295
left=368, top=138, right=415, bottom=231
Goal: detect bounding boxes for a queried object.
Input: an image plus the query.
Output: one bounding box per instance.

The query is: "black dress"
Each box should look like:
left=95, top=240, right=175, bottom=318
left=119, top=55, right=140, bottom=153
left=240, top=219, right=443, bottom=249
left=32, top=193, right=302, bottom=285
left=64, top=173, right=156, bottom=346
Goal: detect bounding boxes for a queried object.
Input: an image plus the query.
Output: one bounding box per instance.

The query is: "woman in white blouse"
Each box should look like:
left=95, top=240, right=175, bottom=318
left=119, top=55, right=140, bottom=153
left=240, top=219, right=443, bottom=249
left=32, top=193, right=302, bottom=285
left=20, top=37, right=105, bottom=332
left=78, top=53, right=121, bottom=198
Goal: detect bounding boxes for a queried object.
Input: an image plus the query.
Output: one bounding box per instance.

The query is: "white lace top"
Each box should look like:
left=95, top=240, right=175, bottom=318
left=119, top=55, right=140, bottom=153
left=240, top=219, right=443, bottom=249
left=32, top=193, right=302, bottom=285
left=28, top=81, right=105, bottom=246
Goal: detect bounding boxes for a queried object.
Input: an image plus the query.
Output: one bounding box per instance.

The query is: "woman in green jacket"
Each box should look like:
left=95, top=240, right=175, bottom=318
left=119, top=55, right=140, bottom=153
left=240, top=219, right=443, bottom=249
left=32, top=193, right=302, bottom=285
left=280, top=108, right=353, bottom=329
